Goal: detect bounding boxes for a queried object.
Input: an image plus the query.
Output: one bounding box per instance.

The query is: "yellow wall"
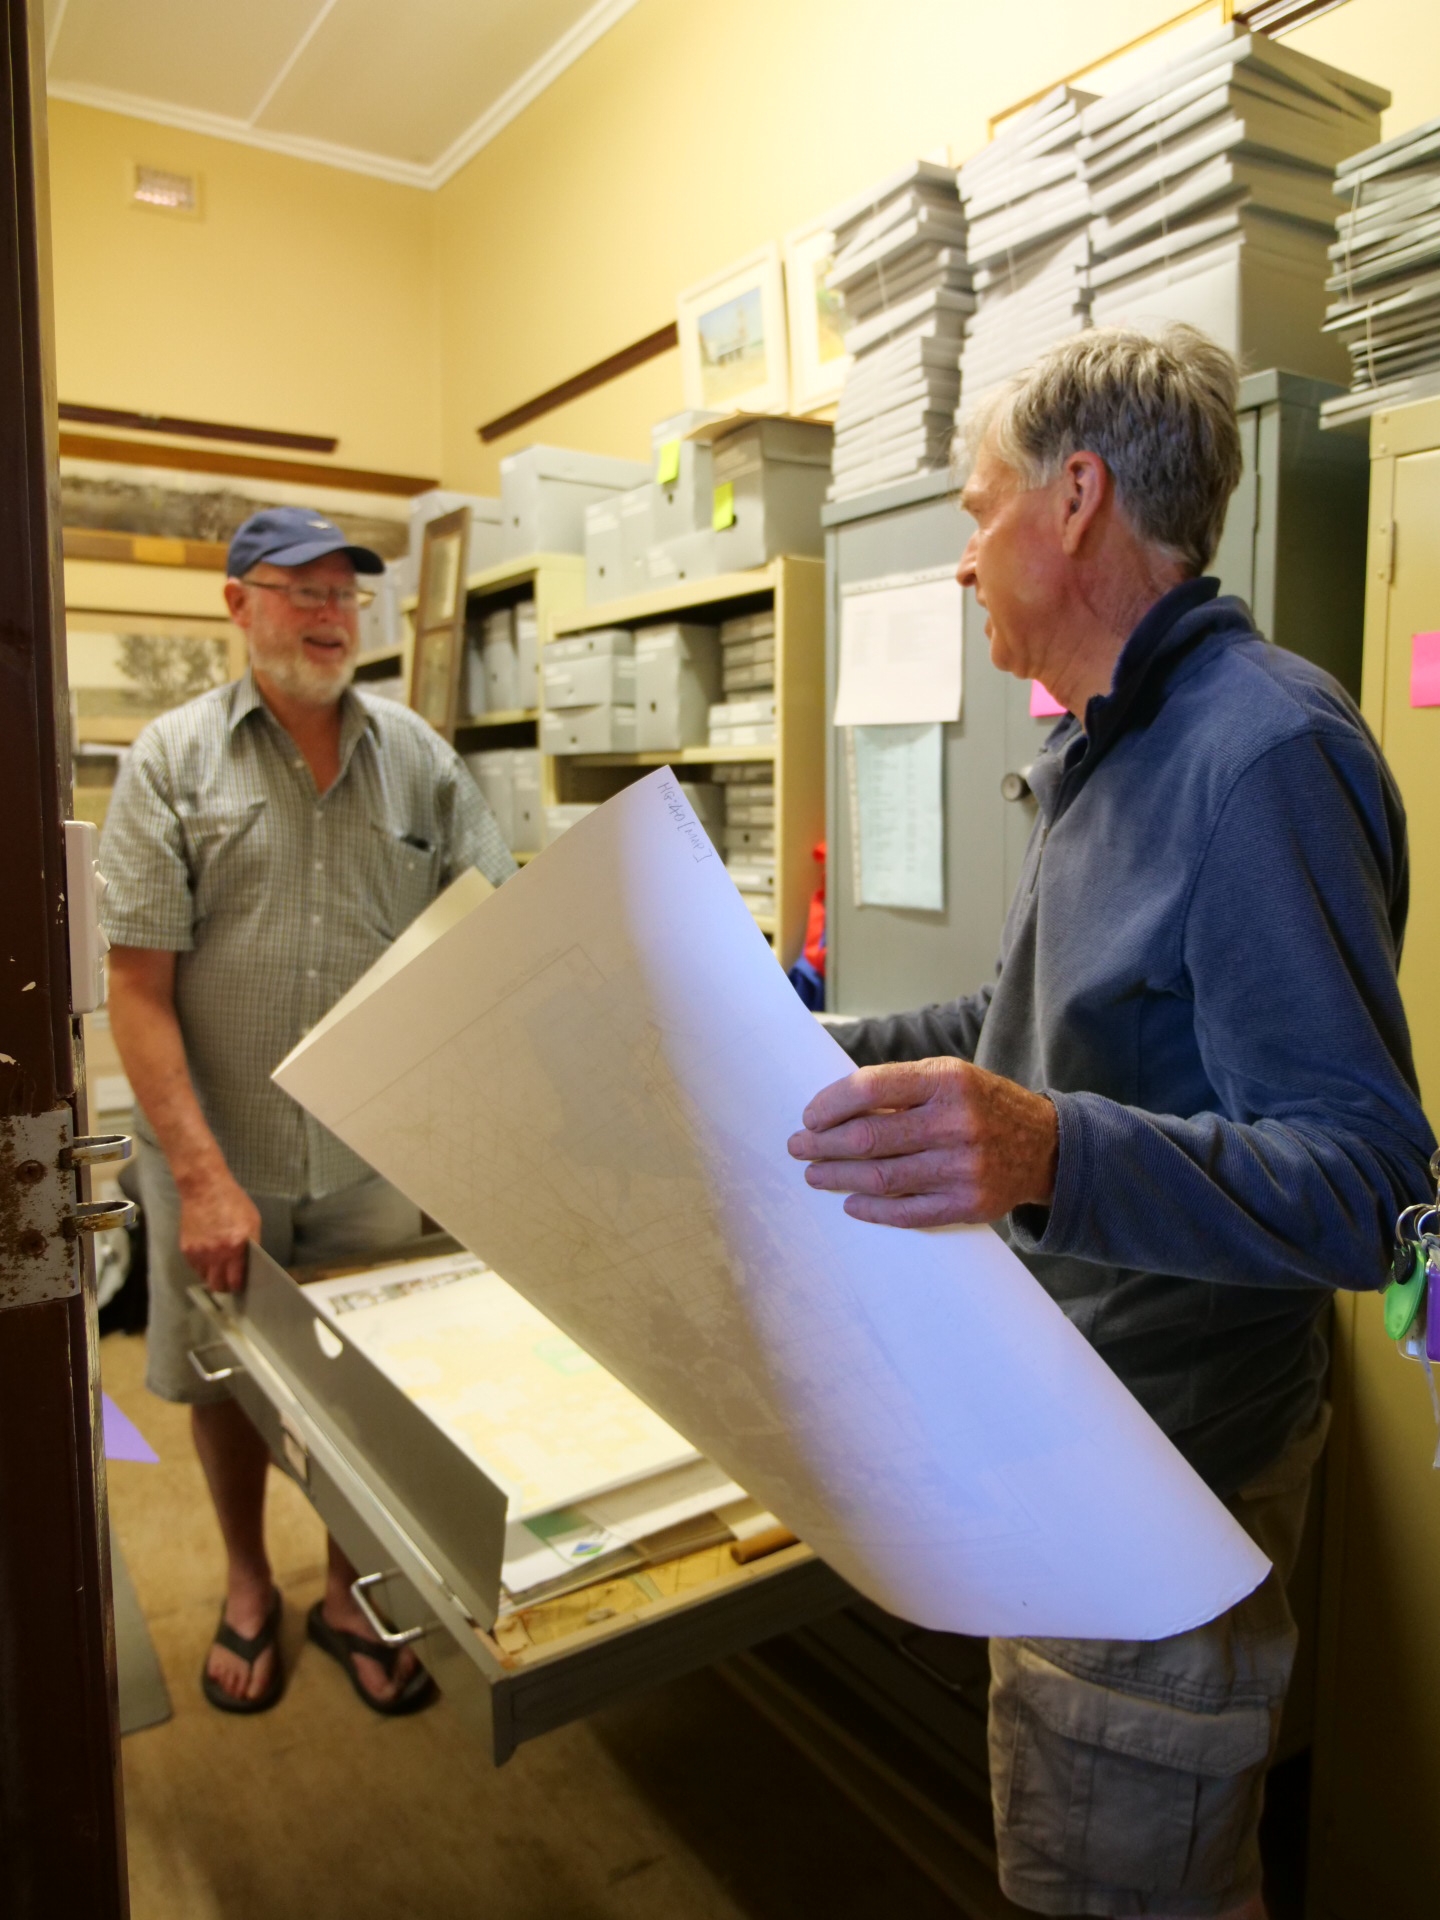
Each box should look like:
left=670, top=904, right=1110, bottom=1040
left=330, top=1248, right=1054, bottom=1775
left=43, top=0, right=1440, bottom=501
left=434, top=0, right=1440, bottom=495
left=47, top=97, right=441, bottom=479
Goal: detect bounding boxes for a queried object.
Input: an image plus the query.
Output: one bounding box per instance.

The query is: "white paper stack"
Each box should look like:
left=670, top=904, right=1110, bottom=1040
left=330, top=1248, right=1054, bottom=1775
left=1080, top=25, right=1385, bottom=368
left=826, top=160, right=971, bottom=500
left=958, top=87, right=1094, bottom=409
left=1321, top=115, right=1440, bottom=426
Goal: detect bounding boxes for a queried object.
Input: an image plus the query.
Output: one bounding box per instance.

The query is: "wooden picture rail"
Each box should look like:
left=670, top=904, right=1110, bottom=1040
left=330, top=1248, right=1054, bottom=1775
left=58, top=431, right=437, bottom=497
left=478, top=321, right=678, bottom=443
left=58, top=403, right=337, bottom=454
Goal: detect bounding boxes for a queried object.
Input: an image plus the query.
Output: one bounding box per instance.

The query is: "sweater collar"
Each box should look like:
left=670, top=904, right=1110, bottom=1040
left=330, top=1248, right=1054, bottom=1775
left=1026, top=577, right=1251, bottom=821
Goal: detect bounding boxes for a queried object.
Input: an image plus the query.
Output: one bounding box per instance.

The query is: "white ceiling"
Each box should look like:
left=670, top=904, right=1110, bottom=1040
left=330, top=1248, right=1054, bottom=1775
left=43, top=0, right=639, bottom=188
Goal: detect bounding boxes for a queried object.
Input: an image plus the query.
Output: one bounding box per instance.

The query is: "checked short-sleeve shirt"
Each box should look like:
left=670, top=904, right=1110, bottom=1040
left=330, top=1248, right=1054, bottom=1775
left=101, top=671, right=515, bottom=1198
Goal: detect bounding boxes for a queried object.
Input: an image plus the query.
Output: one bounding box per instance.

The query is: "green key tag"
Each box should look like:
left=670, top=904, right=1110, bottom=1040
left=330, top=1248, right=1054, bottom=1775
left=1384, top=1242, right=1428, bottom=1340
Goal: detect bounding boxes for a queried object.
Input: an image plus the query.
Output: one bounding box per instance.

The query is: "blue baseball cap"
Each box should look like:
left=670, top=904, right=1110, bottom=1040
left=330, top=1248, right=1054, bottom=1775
left=226, top=506, right=385, bottom=578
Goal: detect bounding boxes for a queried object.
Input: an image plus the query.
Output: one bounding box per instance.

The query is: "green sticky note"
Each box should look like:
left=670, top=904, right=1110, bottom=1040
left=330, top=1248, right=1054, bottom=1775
left=656, top=437, right=681, bottom=485
left=712, top=481, right=736, bottom=531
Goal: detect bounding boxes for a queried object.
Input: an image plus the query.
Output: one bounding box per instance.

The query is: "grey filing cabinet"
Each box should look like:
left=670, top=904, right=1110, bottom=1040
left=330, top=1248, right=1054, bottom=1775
left=825, top=369, right=1370, bottom=1018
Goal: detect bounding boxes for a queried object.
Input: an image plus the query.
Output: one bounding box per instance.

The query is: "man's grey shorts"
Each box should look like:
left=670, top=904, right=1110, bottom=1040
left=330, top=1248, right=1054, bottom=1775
left=988, top=1408, right=1329, bottom=1918
left=135, top=1136, right=421, bottom=1406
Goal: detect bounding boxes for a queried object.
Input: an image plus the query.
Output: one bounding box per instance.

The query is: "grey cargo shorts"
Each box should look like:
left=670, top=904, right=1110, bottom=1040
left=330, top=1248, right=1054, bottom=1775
left=988, top=1408, right=1329, bottom=1917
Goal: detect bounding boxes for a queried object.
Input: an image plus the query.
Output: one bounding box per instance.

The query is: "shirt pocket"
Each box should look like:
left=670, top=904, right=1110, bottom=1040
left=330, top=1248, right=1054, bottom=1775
left=184, top=797, right=269, bottom=922
left=365, top=817, right=440, bottom=942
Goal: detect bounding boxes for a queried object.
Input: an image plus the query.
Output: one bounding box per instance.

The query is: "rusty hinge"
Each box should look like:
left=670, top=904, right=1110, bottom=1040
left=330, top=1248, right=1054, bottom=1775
left=0, top=1110, right=135, bottom=1311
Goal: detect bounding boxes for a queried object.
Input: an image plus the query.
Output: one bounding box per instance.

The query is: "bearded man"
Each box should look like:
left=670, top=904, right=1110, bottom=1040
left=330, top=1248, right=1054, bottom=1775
left=102, top=508, right=514, bottom=1717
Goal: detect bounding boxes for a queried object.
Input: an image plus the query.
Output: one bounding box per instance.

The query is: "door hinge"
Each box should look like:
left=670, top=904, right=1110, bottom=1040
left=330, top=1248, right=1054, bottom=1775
left=0, top=1111, right=135, bottom=1310
left=1377, top=520, right=1396, bottom=585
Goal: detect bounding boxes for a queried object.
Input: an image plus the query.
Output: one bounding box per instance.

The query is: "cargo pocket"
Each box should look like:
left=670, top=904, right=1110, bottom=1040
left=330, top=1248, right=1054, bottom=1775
left=996, top=1640, right=1275, bottom=1898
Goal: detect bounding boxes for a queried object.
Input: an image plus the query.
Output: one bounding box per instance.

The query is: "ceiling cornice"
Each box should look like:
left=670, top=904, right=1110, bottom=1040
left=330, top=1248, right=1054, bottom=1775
left=46, top=0, right=642, bottom=193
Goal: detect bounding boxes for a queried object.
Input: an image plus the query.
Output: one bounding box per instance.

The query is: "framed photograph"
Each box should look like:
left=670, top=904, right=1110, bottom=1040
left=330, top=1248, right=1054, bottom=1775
left=409, top=507, right=470, bottom=739
left=677, top=244, right=789, bottom=416
left=784, top=218, right=851, bottom=414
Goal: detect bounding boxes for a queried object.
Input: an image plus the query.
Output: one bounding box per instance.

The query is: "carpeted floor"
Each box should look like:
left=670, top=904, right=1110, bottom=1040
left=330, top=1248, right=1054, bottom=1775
left=102, top=1328, right=961, bottom=1920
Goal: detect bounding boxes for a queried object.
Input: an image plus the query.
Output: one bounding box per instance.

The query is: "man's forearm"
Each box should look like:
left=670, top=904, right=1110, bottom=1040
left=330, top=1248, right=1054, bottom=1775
left=108, top=962, right=226, bottom=1190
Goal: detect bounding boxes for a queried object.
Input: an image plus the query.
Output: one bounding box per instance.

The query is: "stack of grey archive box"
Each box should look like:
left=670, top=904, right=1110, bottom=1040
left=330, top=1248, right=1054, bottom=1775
left=1322, top=114, right=1440, bottom=425
left=541, top=628, right=636, bottom=754
left=462, top=749, right=542, bottom=855
left=958, top=88, right=1093, bottom=411
left=716, top=764, right=776, bottom=926
left=464, top=599, right=539, bottom=719
left=1080, top=24, right=1385, bottom=378
left=499, top=447, right=650, bottom=558
left=827, top=161, right=971, bottom=501
left=709, top=610, right=777, bottom=748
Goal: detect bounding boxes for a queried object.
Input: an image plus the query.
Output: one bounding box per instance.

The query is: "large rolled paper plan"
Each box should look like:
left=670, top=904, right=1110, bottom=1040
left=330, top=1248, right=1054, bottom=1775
left=275, top=769, right=1268, bottom=1637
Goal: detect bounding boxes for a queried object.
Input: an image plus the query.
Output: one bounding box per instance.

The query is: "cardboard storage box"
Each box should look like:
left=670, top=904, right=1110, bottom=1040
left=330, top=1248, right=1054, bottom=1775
left=584, top=498, right=624, bottom=603
left=501, top=446, right=650, bottom=558
left=634, top=622, right=720, bottom=750
left=544, top=652, right=636, bottom=709
left=540, top=704, right=638, bottom=755
left=709, top=419, right=833, bottom=572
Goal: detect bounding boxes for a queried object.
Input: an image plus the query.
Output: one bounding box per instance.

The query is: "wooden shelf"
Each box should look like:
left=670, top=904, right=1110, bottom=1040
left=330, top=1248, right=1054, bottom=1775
left=456, top=708, right=539, bottom=731
left=550, top=566, right=779, bottom=637
left=567, top=744, right=773, bottom=769
left=403, top=552, right=588, bottom=615
left=544, top=557, right=822, bottom=970
left=353, top=646, right=404, bottom=676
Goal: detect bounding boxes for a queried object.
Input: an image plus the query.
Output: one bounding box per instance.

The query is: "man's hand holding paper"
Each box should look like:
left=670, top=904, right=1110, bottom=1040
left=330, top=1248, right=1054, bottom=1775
left=788, top=1058, right=1058, bottom=1226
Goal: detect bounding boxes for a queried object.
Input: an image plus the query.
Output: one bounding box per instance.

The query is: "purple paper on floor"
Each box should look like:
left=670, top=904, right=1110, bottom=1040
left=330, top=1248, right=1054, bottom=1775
left=103, top=1393, right=158, bottom=1464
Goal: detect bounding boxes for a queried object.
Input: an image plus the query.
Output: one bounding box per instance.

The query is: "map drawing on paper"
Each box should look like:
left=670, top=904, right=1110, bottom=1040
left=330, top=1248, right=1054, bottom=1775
left=306, top=1254, right=698, bottom=1522
left=276, top=769, right=1269, bottom=1638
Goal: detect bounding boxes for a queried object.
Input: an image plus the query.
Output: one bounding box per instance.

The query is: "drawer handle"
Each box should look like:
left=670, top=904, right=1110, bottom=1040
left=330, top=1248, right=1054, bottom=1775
left=351, top=1571, right=431, bottom=1648
left=187, top=1343, right=241, bottom=1385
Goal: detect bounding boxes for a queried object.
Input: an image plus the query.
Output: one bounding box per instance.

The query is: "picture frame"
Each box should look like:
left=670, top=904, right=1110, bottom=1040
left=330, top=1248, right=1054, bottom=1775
left=408, top=506, right=471, bottom=740
left=784, top=217, right=851, bottom=414
left=677, top=244, right=790, bottom=417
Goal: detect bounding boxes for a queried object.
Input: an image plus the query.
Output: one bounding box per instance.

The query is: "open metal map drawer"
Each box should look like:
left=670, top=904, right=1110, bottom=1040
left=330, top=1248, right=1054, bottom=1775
left=190, top=1243, right=849, bottom=1763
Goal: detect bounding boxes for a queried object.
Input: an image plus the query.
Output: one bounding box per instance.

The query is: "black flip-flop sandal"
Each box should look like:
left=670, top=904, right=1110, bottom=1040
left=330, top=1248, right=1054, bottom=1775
left=201, top=1589, right=285, bottom=1715
left=305, top=1599, right=437, bottom=1717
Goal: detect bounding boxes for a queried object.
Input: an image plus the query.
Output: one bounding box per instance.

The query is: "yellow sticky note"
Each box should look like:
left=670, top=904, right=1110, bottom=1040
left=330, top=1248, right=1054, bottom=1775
left=712, top=482, right=736, bottom=531
left=656, top=437, right=681, bottom=486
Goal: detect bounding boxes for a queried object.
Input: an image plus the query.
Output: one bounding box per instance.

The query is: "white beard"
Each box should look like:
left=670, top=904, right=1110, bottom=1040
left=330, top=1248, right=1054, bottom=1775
left=248, top=635, right=356, bottom=705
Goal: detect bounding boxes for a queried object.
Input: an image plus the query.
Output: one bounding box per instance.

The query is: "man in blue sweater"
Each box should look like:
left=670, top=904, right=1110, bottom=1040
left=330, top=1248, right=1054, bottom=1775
left=789, top=326, right=1434, bottom=1920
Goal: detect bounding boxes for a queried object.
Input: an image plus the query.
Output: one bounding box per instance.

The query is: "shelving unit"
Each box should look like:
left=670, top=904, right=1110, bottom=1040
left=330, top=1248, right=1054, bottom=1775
left=547, top=557, right=824, bottom=966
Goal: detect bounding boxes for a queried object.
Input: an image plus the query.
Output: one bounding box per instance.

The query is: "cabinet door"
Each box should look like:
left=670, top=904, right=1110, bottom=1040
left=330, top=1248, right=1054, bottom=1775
left=827, top=497, right=1011, bottom=1018
left=1309, top=443, right=1440, bottom=1920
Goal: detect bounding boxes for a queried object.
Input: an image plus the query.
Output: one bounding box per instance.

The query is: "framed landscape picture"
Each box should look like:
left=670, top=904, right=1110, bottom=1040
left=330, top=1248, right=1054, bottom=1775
left=677, top=245, right=789, bottom=416
left=784, top=217, right=851, bottom=414
left=409, top=507, right=470, bottom=739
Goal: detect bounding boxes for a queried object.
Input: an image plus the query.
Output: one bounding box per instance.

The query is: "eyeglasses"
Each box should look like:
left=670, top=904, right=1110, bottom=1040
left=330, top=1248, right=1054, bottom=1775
left=243, top=579, right=375, bottom=612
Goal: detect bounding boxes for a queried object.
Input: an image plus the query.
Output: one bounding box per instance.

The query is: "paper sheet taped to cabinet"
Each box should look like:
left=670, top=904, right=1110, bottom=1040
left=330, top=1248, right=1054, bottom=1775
left=275, top=769, right=1268, bottom=1637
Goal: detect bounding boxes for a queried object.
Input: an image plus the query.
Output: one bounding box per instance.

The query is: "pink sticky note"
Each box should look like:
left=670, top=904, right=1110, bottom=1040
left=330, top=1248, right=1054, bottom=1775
left=1030, top=681, right=1066, bottom=718
left=1411, top=632, right=1440, bottom=708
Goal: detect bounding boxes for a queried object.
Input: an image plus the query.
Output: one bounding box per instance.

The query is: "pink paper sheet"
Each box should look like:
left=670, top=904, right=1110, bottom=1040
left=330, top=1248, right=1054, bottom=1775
left=1030, top=681, right=1066, bottom=718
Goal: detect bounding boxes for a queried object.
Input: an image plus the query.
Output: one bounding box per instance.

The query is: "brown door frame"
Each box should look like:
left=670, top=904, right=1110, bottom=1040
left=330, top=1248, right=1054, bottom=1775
left=0, top=1, right=129, bottom=1912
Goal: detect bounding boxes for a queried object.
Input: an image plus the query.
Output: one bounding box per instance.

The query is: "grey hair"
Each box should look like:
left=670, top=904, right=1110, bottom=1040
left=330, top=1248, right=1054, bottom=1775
left=956, top=325, right=1243, bottom=576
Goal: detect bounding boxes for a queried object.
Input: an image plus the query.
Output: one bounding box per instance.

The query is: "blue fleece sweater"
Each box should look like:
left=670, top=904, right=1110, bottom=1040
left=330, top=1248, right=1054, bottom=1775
left=837, top=578, right=1435, bottom=1496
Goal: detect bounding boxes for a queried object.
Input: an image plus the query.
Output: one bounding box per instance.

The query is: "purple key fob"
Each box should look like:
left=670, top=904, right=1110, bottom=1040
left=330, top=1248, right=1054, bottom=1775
left=1427, top=1259, right=1440, bottom=1362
